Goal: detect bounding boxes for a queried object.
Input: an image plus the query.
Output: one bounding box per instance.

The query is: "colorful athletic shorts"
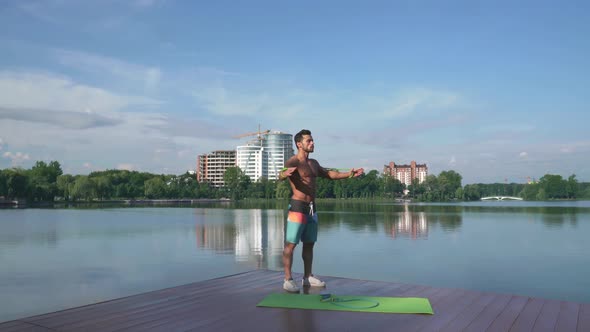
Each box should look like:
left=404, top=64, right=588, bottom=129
left=285, top=199, right=318, bottom=244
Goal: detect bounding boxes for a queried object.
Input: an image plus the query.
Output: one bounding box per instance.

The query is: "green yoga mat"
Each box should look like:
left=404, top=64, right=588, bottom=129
left=257, top=293, right=434, bottom=314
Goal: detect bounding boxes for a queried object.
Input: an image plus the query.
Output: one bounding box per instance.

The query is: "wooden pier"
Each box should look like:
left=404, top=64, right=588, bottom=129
left=1, top=269, right=588, bottom=331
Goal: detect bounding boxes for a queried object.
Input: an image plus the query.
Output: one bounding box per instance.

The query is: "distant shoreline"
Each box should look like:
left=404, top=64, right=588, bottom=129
left=0, top=198, right=232, bottom=208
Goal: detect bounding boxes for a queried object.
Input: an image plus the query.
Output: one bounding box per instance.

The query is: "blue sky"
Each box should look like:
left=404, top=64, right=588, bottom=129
left=1, top=0, right=589, bottom=184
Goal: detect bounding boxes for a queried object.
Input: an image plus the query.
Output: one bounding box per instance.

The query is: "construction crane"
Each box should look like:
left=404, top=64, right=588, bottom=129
left=233, top=125, right=270, bottom=145
left=233, top=129, right=270, bottom=139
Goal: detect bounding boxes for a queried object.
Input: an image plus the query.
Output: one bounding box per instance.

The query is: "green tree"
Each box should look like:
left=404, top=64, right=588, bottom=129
left=538, top=174, right=567, bottom=199
left=407, top=178, right=424, bottom=198
left=383, top=175, right=404, bottom=198
left=455, top=187, right=464, bottom=200
left=56, top=174, right=75, bottom=200
left=276, top=179, right=291, bottom=199
left=520, top=183, right=539, bottom=200
left=71, top=176, right=96, bottom=201
left=5, top=169, right=27, bottom=199
left=27, top=161, right=63, bottom=201
left=144, top=177, right=167, bottom=198
left=317, top=177, right=334, bottom=198
left=536, top=188, right=548, bottom=200
left=566, top=174, right=579, bottom=199
left=438, top=170, right=462, bottom=200
left=94, top=176, right=113, bottom=200
left=0, top=170, right=7, bottom=197
left=463, top=184, right=482, bottom=201
left=223, top=167, right=250, bottom=200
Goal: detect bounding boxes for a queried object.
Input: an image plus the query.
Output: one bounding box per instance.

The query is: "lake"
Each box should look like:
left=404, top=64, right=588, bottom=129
left=1, top=200, right=589, bottom=322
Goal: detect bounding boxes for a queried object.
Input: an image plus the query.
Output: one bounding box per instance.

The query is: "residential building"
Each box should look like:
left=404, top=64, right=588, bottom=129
left=263, top=131, right=294, bottom=181
left=237, top=131, right=293, bottom=182
left=383, top=161, right=428, bottom=186
left=197, top=150, right=236, bottom=187
left=236, top=145, right=266, bottom=181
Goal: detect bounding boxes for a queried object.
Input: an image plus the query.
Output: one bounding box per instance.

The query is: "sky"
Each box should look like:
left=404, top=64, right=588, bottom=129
left=0, top=0, right=589, bottom=184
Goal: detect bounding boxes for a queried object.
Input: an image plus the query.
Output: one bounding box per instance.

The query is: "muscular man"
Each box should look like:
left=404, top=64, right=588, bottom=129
left=279, top=129, right=364, bottom=292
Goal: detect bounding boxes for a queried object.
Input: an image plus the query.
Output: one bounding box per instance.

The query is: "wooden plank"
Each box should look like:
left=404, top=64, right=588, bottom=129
left=509, top=298, right=545, bottom=332
left=532, top=299, right=561, bottom=332
left=26, top=269, right=266, bottom=328
left=111, top=270, right=291, bottom=331
left=122, top=272, right=307, bottom=331
left=0, top=321, right=51, bottom=332
left=60, top=271, right=281, bottom=331
left=463, top=293, right=513, bottom=332
left=555, top=301, right=579, bottom=332
left=439, top=293, right=497, bottom=332
left=1, top=270, right=585, bottom=332
left=486, top=295, right=529, bottom=332
left=414, top=288, right=482, bottom=331
left=577, top=303, right=590, bottom=332
left=123, top=289, right=266, bottom=332
left=404, top=287, right=472, bottom=332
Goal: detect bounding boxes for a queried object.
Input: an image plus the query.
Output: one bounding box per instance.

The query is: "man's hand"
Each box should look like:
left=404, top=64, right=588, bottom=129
left=280, top=167, right=297, bottom=180
left=350, top=168, right=365, bottom=178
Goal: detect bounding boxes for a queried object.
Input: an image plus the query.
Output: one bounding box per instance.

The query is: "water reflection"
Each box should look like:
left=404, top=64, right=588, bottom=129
left=194, top=209, right=285, bottom=269
left=384, top=204, right=428, bottom=239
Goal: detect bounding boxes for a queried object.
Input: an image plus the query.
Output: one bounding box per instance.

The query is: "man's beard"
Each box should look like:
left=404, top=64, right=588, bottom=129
left=303, top=146, right=314, bottom=153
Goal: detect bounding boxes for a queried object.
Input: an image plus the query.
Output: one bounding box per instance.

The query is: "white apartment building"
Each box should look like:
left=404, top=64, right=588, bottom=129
left=236, top=145, right=267, bottom=181
left=236, top=131, right=293, bottom=182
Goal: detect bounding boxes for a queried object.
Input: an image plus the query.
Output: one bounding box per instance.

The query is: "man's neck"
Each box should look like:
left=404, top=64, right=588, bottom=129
left=297, top=149, right=309, bottom=160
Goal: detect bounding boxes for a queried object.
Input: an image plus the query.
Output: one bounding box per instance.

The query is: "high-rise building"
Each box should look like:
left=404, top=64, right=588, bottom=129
left=236, top=145, right=266, bottom=181
left=383, top=161, right=428, bottom=186
left=236, top=131, right=293, bottom=182
left=263, top=131, right=294, bottom=181
left=197, top=150, right=236, bottom=187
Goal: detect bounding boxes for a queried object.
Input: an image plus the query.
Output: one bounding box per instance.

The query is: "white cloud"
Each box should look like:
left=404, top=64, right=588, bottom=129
left=519, top=152, right=528, bottom=158
left=53, top=50, right=162, bottom=93
left=376, top=88, right=461, bottom=118
left=17, top=2, right=60, bottom=24
left=3, top=152, right=31, bottom=166
left=192, top=85, right=306, bottom=121
left=0, top=71, right=158, bottom=114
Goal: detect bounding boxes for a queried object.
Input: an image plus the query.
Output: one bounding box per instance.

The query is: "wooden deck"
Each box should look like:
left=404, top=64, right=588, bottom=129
left=1, top=269, right=589, bottom=331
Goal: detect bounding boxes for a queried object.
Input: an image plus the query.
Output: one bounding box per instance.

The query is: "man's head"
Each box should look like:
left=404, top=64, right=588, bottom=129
left=294, top=129, right=314, bottom=153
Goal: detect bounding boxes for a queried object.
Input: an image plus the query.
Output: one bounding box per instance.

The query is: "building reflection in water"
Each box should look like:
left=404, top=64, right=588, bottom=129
left=194, top=208, right=285, bottom=269
left=385, top=204, right=428, bottom=240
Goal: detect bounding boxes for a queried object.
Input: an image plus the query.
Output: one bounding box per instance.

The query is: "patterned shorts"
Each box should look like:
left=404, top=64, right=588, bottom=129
left=285, top=199, right=317, bottom=244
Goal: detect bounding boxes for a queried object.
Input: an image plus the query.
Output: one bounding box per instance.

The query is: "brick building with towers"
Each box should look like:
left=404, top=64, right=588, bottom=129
left=383, top=161, right=428, bottom=186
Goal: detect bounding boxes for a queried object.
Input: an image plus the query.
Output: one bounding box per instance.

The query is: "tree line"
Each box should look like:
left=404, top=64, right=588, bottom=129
left=1, top=161, right=589, bottom=202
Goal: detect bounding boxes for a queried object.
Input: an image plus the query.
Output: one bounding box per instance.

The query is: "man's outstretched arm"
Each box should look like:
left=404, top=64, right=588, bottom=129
left=320, top=167, right=364, bottom=180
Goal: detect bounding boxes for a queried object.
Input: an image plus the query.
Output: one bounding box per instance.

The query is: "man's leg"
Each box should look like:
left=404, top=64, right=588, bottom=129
left=283, top=242, right=297, bottom=280
left=302, top=242, right=314, bottom=279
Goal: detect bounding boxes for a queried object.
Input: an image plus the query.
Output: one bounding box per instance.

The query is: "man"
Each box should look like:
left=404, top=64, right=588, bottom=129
left=278, top=129, right=364, bottom=292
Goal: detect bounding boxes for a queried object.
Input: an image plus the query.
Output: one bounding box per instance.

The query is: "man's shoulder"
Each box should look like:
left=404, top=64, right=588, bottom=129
left=285, top=156, right=299, bottom=166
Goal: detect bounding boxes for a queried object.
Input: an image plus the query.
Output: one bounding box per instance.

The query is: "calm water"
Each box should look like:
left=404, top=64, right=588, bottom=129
left=1, top=200, right=590, bottom=322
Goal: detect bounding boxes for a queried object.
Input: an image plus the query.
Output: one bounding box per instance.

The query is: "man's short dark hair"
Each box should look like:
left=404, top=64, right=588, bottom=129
left=294, top=129, right=311, bottom=145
